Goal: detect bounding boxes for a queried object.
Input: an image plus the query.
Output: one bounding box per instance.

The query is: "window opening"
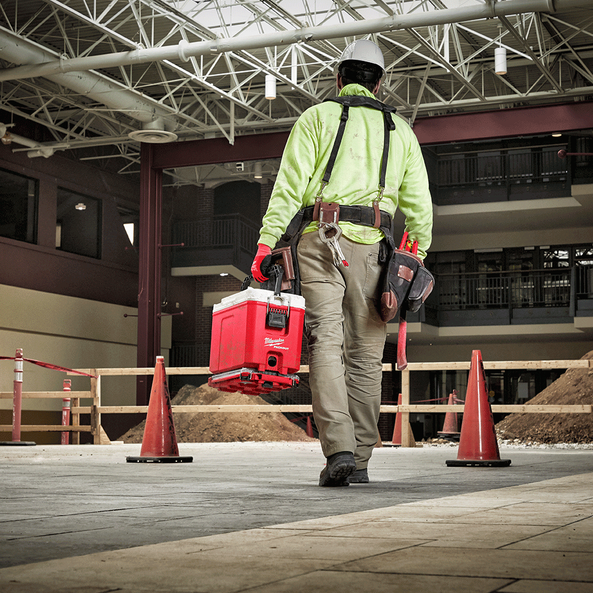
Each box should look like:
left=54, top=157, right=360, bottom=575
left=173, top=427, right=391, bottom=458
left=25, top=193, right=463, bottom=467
left=0, top=167, right=38, bottom=244
left=56, top=188, right=101, bottom=258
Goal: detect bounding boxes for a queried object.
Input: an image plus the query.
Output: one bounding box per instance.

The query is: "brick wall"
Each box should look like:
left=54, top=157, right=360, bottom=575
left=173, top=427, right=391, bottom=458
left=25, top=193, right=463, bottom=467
left=195, top=274, right=244, bottom=348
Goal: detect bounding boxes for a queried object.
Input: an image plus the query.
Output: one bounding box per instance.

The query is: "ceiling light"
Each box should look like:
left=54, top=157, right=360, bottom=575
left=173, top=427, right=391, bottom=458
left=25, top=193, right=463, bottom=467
left=128, top=129, right=178, bottom=143
left=552, top=133, right=562, bottom=137
left=495, top=47, right=507, bottom=75
left=254, top=162, right=262, bottom=179
left=265, top=74, right=276, bottom=100
left=75, top=202, right=87, bottom=211
left=128, top=118, right=178, bottom=143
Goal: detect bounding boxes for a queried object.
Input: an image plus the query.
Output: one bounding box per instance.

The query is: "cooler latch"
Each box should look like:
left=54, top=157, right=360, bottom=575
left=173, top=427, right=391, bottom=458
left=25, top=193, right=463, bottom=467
left=266, top=293, right=290, bottom=329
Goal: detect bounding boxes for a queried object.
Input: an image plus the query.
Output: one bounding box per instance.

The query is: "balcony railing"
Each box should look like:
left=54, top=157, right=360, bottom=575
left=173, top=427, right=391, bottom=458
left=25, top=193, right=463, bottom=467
left=173, top=214, right=259, bottom=252
left=437, top=148, right=568, bottom=189
left=171, top=214, right=259, bottom=273
left=576, top=265, right=593, bottom=299
left=435, top=266, right=593, bottom=311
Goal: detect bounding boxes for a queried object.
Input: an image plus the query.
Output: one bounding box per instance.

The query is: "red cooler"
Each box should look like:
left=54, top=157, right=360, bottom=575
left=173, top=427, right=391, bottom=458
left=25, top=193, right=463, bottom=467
left=208, top=288, right=305, bottom=395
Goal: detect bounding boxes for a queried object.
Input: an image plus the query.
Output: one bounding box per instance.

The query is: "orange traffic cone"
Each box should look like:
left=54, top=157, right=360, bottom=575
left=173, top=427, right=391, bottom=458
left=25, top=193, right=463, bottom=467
left=446, top=351, right=510, bottom=467
left=387, top=394, right=416, bottom=447
left=306, top=415, right=315, bottom=438
left=126, top=357, right=193, bottom=463
left=391, top=393, right=403, bottom=445
left=438, top=390, right=460, bottom=440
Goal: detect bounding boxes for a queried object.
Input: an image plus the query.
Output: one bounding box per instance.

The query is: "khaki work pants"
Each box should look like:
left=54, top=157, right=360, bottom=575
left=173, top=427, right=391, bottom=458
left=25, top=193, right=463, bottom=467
left=297, top=231, right=387, bottom=469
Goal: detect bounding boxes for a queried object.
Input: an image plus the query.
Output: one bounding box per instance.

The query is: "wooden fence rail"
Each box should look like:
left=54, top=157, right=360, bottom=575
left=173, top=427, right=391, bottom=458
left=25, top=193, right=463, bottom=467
left=0, top=390, right=93, bottom=443
left=3, top=359, right=590, bottom=446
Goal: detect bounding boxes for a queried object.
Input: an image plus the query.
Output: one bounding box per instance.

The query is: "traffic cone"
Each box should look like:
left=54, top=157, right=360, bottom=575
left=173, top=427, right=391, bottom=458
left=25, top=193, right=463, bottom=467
left=391, top=393, right=403, bottom=445
left=438, top=390, right=460, bottom=440
left=446, top=350, right=510, bottom=467
left=388, top=393, right=415, bottom=447
left=306, top=415, right=315, bottom=438
left=126, top=357, right=193, bottom=463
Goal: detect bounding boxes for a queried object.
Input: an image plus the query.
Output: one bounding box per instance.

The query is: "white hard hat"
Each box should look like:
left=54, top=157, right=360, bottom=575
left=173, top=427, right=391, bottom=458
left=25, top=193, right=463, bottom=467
left=338, top=39, right=385, bottom=74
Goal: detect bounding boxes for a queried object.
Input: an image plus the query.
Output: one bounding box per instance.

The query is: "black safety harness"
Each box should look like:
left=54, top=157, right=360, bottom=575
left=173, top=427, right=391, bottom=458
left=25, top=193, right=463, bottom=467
left=280, top=94, right=397, bottom=247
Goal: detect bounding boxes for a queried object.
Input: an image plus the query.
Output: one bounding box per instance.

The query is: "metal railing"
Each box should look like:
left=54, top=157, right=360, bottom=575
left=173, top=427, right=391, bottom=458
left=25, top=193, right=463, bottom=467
left=437, top=148, right=568, bottom=188
left=173, top=214, right=259, bottom=252
left=436, top=267, right=585, bottom=310
left=576, top=265, right=593, bottom=299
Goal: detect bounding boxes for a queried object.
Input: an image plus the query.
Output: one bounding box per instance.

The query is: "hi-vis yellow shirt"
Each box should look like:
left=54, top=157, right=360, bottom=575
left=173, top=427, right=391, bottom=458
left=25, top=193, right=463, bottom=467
left=259, top=84, right=433, bottom=259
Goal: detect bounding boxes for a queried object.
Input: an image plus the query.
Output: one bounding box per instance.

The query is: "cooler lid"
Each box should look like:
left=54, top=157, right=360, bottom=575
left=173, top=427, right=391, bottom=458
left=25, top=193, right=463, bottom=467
left=213, top=287, right=305, bottom=312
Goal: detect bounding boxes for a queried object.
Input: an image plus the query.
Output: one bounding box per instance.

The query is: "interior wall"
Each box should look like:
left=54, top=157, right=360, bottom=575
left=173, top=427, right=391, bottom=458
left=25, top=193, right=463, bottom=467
left=0, top=144, right=139, bottom=307
left=0, top=283, right=173, bottom=415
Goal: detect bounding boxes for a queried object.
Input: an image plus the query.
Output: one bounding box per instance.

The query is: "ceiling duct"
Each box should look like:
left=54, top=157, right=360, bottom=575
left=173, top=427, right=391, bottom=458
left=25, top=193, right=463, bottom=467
left=0, top=28, right=177, bottom=132
left=128, top=119, right=178, bottom=143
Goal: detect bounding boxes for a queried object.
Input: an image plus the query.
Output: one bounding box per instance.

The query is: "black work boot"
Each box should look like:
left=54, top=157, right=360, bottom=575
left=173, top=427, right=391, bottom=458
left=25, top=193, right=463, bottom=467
left=319, top=451, right=356, bottom=487
left=347, top=468, right=369, bottom=484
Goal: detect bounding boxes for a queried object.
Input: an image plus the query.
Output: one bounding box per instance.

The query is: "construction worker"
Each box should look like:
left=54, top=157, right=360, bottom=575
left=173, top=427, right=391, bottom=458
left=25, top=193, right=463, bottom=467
left=251, top=39, right=433, bottom=486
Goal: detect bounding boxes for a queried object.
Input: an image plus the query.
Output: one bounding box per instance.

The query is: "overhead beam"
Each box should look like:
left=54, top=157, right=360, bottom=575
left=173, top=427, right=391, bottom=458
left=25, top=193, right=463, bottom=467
left=146, top=101, right=593, bottom=168
left=151, top=131, right=291, bottom=170
left=412, top=101, right=593, bottom=144
left=1, top=0, right=590, bottom=82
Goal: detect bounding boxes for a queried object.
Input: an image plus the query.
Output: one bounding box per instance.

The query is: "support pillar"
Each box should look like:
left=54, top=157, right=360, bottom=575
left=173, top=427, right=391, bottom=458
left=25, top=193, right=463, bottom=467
left=137, top=143, right=163, bottom=405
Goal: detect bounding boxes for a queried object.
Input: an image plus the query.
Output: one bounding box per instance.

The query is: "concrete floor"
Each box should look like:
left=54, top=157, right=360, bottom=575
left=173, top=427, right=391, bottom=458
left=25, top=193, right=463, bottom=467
left=1, top=441, right=593, bottom=592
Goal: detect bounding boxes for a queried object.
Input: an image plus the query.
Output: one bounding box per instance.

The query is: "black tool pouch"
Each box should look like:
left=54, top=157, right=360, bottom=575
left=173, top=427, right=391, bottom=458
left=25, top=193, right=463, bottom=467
left=380, top=249, right=434, bottom=322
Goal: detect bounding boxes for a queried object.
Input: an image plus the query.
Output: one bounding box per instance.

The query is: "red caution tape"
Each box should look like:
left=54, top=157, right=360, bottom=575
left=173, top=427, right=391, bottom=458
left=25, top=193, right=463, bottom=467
left=0, top=356, right=97, bottom=378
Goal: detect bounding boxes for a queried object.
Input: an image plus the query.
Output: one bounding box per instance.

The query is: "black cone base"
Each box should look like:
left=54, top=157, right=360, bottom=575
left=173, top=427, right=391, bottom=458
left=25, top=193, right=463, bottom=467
left=446, top=458, right=511, bottom=467
left=126, top=455, right=193, bottom=463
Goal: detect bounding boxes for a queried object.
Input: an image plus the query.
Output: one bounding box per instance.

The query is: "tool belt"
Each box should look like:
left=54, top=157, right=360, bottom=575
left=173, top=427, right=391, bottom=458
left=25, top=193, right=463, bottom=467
left=279, top=204, right=434, bottom=322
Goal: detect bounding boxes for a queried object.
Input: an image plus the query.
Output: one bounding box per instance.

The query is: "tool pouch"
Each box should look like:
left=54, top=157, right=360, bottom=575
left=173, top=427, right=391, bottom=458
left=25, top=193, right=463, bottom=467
left=380, top=248, right=434, bottom=322
left=259, top=246, right=299, bottom=295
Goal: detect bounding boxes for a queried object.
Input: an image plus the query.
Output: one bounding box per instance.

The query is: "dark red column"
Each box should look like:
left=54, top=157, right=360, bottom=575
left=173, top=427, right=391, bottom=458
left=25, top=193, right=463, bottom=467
left=137, top=143, right=163, bottom=405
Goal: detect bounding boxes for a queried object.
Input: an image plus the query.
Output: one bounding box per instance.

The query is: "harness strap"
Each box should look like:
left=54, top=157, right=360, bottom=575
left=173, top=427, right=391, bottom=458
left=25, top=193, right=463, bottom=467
left=320, top=95, right=397, bottom=195
left=379, top=105, right=396, bottom=192
left=322, top=102, right=350, bottom=185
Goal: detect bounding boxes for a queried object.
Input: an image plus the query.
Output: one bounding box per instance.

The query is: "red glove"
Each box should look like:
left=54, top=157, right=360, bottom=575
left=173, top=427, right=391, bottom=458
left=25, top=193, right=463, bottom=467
left=251, top=244, right=272, bottom=282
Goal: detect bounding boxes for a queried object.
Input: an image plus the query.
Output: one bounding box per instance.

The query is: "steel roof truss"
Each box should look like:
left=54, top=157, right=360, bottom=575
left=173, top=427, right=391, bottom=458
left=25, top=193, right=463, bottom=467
left=499, top=15, right=563, bottom=93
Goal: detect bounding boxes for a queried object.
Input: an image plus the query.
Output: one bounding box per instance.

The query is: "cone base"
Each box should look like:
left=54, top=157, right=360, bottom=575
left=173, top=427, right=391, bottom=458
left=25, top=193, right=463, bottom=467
left=126, top=456, right=193, bottom=463
left=446, top=458, right=511, bottom=467
left=437, top=432, right=460, bottom=440
left=0, top=441, right=36, bottom=446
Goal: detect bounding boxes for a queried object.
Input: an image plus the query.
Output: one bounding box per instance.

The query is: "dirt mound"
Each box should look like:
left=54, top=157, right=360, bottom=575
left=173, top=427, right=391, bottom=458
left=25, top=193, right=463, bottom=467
left=496, top=350, right=593, bottom=444
left=119, top=383, right=316, bottom=443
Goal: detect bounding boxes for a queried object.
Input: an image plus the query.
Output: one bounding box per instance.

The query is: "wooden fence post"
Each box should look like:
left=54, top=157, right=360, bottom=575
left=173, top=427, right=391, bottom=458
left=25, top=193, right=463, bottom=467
left=90, top=372, right=101, bottom=445
left=400, top=369, right=415, bottom=448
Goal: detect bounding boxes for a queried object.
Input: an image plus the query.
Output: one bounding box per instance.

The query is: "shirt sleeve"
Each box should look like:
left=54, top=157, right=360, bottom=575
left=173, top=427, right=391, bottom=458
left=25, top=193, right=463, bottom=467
left=258, top=112, right=320, bottom=248
left=397, top=131, right=434, bottom=259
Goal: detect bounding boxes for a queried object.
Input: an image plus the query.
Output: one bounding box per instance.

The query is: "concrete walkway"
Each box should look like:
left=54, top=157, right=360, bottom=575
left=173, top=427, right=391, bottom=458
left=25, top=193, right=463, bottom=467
left=1, top=442, right=592, bottom=592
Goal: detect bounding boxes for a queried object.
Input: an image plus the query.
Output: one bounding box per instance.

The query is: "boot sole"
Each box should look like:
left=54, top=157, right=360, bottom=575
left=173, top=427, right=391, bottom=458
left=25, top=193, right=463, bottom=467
left=319, top=458, right=356, bottom=487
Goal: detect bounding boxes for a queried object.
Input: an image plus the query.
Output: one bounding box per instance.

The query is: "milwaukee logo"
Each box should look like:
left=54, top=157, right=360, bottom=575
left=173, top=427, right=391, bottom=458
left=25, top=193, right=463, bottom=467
left=265, top=337, right=289, bottom=350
